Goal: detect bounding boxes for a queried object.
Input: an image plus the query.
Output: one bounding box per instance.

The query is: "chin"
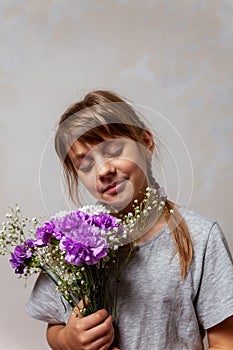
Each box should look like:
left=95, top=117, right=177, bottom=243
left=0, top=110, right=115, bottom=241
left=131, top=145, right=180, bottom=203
left=104, top=194, right=136, bottom=212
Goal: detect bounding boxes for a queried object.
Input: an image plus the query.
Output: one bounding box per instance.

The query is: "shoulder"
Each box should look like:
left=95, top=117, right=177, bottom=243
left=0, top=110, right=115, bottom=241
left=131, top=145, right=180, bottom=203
left=179, top=206, right=232, bottom=268
left=181, top=209, right=233, bottom=329
left=178, top=206, right=232, bottom=261
left=25, top=273, right=72, bottom=324
left=180, top=206, right=216, bottom=229
left=179, top=206, right=218, bottom=243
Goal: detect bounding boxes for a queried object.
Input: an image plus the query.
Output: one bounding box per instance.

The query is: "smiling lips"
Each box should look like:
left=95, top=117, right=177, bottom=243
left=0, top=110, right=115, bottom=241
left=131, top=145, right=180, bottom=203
left=102, top=179, right=127, bottom=195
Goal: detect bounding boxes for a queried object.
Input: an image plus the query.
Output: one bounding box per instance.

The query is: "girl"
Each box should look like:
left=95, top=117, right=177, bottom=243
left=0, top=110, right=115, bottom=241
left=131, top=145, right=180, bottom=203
left=26, top=90, right=233, bottom=350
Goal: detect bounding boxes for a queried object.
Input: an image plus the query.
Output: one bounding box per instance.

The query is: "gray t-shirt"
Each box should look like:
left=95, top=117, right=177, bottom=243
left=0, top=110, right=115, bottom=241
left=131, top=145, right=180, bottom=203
left=25, top=208, right=233, bottom=350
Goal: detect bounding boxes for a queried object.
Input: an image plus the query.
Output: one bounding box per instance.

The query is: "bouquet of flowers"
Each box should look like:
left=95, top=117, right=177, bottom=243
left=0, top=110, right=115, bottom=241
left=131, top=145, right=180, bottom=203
left=0, top=187, right=166, bottom=319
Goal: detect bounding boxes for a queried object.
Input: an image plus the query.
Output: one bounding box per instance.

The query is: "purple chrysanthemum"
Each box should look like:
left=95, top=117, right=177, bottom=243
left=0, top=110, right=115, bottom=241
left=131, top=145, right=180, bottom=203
left=10, top=239, right=34, bottom=274
left=52, top=212, right=84, bottom=240
left=75, top=211, right=93, bottom=224
left=54, top=212, right=109, bottom=265
left=34, top=221, right=55, bottom=246
left=60, top=232, right=108, bottom=265
left=49, top=210, right=123, bottom=265
left=53, top=211, right=121, bottom=239
left=92, top=213, right=119, bottom=229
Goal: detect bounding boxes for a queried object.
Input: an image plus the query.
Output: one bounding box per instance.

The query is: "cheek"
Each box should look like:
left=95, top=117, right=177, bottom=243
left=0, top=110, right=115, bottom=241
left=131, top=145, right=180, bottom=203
left=132, top=164, right=148, bottom=185
left=122, top=146, right=148, bottom=173
left=78, top=172, right=98, bottom=193
left=120, top=158, right=147, bottom=179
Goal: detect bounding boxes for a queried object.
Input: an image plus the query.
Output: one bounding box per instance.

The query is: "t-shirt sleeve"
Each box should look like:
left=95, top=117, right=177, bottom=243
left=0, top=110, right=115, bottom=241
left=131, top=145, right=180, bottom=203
left=25, top=273, right=72, bottom=324
left=196, top=222, right=233, bottom=329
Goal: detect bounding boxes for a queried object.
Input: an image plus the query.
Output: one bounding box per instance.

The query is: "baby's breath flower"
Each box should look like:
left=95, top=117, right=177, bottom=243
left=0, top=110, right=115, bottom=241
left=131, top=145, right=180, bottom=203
left=1, top=188, right=167, bottom=317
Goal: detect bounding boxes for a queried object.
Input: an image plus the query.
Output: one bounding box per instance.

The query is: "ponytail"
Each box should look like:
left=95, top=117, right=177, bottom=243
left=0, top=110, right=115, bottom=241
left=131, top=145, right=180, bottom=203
left=147, top=161, right=193, bottom=278
left=164, top=200, right=193, bottom=278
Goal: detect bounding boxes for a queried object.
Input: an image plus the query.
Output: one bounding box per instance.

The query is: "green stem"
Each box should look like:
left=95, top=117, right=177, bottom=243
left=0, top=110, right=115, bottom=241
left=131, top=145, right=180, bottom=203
left=40, top=264, right=77, bottom=308
left=111, top=243, right=135, bottom=321
left=117, top=243, right=135, bottom=281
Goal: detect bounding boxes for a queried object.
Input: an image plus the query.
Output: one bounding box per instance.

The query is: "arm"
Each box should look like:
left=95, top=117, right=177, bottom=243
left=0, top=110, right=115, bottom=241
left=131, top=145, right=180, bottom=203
left=207, top=315, right=233, bottom=350
left=46, top=308, right=119, bottom=350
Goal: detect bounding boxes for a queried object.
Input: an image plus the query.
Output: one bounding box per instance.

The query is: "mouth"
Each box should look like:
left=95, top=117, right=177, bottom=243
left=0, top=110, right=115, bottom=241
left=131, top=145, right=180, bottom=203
left=102, top=179, right=127, bottom=195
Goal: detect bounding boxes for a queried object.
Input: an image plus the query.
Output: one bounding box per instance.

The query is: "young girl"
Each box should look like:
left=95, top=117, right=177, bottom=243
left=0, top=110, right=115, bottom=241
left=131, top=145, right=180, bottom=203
left=26, top=90, right=233, bottom=350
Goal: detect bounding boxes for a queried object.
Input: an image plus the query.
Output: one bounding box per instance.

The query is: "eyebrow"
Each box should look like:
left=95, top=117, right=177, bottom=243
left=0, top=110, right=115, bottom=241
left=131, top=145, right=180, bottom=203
left=70, top=139, right=124, bottom=163
left=71, top=153, right=87, bottom=163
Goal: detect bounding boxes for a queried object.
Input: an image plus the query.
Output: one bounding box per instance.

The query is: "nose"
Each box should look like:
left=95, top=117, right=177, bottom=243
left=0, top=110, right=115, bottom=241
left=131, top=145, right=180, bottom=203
left=97, top=161, right=116, bottom=181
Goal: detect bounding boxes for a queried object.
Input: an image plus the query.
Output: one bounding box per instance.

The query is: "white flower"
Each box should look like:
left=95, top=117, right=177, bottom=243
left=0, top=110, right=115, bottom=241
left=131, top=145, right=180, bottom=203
left=52, top=210, right=73, bottom=219
left=80, top=204, right=109, bottom=215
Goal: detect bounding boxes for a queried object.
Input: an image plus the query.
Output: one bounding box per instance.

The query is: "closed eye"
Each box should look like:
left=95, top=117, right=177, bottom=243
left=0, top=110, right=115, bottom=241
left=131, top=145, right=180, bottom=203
left=105, top=147, right=123, bottom=158
left=79, top=161, right=94, bottom=173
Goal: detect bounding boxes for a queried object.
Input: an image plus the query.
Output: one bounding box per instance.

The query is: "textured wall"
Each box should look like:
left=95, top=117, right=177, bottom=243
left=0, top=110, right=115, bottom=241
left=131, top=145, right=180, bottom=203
left=0, top=1, right=232, bottom=349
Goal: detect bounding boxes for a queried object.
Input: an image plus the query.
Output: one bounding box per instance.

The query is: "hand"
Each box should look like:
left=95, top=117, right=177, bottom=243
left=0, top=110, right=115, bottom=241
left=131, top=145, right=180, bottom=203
left=66, top=307, right=115, bottom=350
left=47, top=306, right=116, bottom=350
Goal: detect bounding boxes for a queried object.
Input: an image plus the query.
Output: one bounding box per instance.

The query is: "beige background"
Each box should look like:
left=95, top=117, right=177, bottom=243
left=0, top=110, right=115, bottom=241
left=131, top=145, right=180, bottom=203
left=0, top=1, right=232, bottom=349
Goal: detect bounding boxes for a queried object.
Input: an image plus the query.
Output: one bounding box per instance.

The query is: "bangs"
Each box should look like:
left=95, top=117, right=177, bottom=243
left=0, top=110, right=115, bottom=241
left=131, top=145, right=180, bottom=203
left=76, top=123, right=139, bottom=147
left=55, top=120, right=144, bottom=164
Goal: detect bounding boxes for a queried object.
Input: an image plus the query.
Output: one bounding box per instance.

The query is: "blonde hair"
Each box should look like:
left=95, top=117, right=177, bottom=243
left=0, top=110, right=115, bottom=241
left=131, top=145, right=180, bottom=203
left=55, top=90, right=193, bottom=278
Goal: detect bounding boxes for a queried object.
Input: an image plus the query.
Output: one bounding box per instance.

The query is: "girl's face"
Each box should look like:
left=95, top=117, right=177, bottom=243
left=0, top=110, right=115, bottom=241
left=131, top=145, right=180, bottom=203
left=68, top=133, right=154, bottom=213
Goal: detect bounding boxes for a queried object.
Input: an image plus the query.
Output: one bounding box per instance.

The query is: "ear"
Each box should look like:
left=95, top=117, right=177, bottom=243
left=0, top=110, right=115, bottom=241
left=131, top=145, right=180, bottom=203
left=140, top=130, right=155, bottom=152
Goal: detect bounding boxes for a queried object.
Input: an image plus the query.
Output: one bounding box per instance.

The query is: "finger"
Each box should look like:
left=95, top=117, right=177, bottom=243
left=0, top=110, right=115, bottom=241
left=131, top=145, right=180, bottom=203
left=71, top=306, right=82, bottom=319
left=81, top=309, right=109, bottom=330
left=83, top=314, right=114, bottom=345
left=71, top=297, right=89, bottom=319
left=88, top=323, right=115, bottom=350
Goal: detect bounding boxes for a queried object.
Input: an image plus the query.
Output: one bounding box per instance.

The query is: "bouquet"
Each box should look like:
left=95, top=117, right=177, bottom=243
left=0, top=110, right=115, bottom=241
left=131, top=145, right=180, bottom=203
left=0, top=187, right=166, bottom=319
